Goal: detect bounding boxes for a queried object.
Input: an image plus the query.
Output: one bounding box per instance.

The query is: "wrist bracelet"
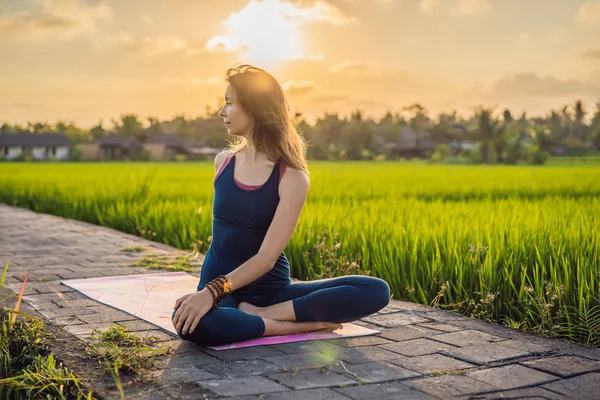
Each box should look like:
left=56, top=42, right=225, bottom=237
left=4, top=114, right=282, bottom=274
left=205, top=275, right=233, bottom=310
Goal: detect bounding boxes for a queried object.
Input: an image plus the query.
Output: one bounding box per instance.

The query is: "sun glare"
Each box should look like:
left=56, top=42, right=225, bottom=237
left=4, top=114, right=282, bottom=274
left=224, top=0, right=304, bottom=67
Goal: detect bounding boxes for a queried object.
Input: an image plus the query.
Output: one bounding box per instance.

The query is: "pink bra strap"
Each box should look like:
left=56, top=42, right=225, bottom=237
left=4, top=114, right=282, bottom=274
left=213, top=154, right=287, bottom=186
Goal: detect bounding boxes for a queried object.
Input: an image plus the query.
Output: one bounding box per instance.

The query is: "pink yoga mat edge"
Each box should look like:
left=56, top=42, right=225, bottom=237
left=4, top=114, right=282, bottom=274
left=207, top=324, right=380, bottom=350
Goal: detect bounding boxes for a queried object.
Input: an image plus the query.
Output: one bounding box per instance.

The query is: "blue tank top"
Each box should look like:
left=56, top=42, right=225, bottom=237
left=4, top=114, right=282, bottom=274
left=198, top=152, right=292, bottom=301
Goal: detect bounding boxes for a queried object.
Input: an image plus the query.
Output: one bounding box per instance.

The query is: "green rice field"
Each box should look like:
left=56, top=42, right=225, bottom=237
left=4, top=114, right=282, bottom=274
left=1, top=161, right=599, bottom=345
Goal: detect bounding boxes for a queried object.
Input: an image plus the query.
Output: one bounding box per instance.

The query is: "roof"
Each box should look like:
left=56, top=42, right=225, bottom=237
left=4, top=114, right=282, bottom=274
left=98, top=133, right=125, bottom=147
left=0, top=132, right=70, bottom=146
left=124, top=137, right=143, bottom=149
left=146, top=133, right=186, bottom=148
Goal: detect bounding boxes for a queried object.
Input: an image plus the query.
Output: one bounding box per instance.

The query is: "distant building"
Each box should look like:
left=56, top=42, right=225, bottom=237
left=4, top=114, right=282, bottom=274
left=185, top=140, right=221, bottom=161
left=384, top=125, right=436, bottom=158
left=0, top=132, right=70, bottom=161
left=79, top=141, right=101, bottom=160
left=77, top=132, right=223, bottom=162
left=144, top=134, right=188, bottom=161
left=97, top=133, right=143, bottom=160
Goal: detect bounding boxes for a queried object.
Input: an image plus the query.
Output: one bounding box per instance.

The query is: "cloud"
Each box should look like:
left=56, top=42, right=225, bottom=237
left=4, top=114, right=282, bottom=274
left=101, top=33, right=204, bottom=56
left=160, top=76, right=220, bottom=86
left=282, top=81, right=320, bottom=97
left=141, top=13, right=154, bottom=24
left=0, top=0, right=112, bottom=41
left=203, top=0, right=355, bottom=64
left=281, top=80, right=349, bottom=104
left=485, top=72, right=600, bottom=99
left=457, top=0, right=492, bottom=15
left=579, top=43, right=600, bottom=59
left=8, top=102, right=48, bottom=111
left=419, top=0, right=439, bottom=12
left=328, top=60, right=393, bottom=78
left=517, top=32, right=531, bottom=48
left=576, top=1, right=600, bottom=23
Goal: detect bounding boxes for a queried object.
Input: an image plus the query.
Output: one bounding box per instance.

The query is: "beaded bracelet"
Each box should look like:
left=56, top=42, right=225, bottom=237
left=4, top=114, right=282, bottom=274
left=205, top=275, right=233, bottom=309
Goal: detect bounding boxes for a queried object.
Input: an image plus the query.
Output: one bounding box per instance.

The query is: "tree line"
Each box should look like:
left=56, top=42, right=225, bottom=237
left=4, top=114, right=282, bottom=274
left=2, top=99, right=599, bottom=164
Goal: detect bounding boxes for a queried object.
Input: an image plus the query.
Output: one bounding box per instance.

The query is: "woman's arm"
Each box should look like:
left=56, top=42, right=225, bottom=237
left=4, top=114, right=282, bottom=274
left=222, top=167, right=309, bottom=292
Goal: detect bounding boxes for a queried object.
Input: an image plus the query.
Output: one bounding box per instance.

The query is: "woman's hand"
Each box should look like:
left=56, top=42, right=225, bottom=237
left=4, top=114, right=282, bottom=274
left=172, top=289, right=214, bottom=335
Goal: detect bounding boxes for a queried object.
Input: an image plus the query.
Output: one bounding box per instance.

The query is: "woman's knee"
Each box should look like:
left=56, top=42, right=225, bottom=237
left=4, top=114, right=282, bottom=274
left=365, top=277, right=391, bottom=311
left=171, top=309, right=213, bottom=344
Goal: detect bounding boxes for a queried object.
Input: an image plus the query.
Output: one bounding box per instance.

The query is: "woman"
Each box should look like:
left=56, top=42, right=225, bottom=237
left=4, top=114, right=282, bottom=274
left=172, top=64, right=390, bottom=347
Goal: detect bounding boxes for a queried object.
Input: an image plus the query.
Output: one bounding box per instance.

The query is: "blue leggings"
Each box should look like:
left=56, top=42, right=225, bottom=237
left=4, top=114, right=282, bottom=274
left=171, top=275, right=390, bottom=347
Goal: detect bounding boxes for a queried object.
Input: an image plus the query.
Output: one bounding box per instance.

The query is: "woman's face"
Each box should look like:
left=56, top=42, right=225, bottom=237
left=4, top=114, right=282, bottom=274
left=218, top=84, right=253, bottom=138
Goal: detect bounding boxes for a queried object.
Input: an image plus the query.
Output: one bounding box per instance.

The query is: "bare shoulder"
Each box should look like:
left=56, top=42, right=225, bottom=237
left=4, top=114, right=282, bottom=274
left=214, top=149, right=233, bottom=174
left=280, top=165, right=310, bottom=196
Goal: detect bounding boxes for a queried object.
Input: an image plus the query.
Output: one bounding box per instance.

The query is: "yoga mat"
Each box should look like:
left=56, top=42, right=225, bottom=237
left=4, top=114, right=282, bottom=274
left=60, top=271, right=380, bottom=349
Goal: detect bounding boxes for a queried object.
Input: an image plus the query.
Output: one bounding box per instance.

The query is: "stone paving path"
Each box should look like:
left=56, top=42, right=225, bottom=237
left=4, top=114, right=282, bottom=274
left=1, top=203, right=600, bottom=399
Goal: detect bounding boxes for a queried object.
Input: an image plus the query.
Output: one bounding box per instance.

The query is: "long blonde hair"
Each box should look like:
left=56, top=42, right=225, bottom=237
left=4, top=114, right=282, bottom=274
left=224, top=64, right=309, bottom=176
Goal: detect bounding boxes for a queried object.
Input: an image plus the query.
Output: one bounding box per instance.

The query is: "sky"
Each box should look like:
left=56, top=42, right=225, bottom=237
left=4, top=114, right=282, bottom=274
left=1, top=0, right=599, bottom=128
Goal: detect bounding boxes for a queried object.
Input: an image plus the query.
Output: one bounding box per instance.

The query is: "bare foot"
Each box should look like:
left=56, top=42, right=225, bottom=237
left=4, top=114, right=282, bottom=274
left=317, top=322, right=343, bottom=332
left=238, top=301, right=263, bottom=317
left=262, top=319, right=343, bottom=337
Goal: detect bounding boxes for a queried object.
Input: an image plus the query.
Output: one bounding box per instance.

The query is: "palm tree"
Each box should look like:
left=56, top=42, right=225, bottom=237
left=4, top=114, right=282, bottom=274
left=574, top=100, right=586, bottom=143
left=561, top=105, right=573, bottom=145
left=476, top=106, right=503, bottom=163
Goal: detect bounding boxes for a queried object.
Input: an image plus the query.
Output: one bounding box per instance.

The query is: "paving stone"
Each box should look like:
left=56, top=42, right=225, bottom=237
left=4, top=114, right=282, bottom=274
left=96, top=267, right=139, bottom=276
left=362, top=312, right=431, bottom=328
left=47, top=315, right=85, bottom=326
left=21, top=292, right=76, bottom=307
left=12, top=273, right=62, bottom=282
left=162, top=340, right=209, bottom=355
left=502, top=339, right=554, bottom=354
left=430, top=329, right=508, bottom=347
left=376, top=302, right=423, bottom=314
left=416, top=323, right=465, bottom=332
left=467, top=364, right=559, bottom=390
left=154, top=367, right=218, bottom=382
left=261, top=351, right=341, bottom=369
left=30, top=282, right=77, bottom=293
left=131, top=330, right=175, bottom=343
left=334, top=380, right=436, bottom=400
left=378, top=325, right=442, bottom=342
left=198, top=376, right=289, bottom=397
left=381, top=338, right=458, bottom=357
left=268, top=340, right=344, bottom=355
left=541, top=372, right=600, bottom=400
left=49, top=298, right=102, bottom=308
left=322, top=344, right=404, bottom=364
left=26, top=268, right=75, bottom=276
left=445, top=341, right=541, bottom=365
left=268, top=368, right=358, bottom=390
left=331, top=361, right=421, bottom=383
left=56, top=271, right=106, bottom=279
left=200, top=359, right=283, bottom=378
left=325, top=335, right=394, bottom=347
left=156, top=352, right=222, bottom=369
left=35, top=305, right=105, bottom=318
left=116, top=320, right=162, bottom=332
left=63, top=322, right=118, bottom=336
left=251, top=388, right=351, bottom=400
left=467, top=387, right=566, bottom=400
left=6, top=282, right=37, bottom=294
left=388, top=353, right=476, bottom=375
left=406, top=374, right=500, bottom=398
left=201, top=345, right=285, bottom=362
left=77, top=310, right=137, bottom=324
left=521, top=355, right=600, bottom=378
